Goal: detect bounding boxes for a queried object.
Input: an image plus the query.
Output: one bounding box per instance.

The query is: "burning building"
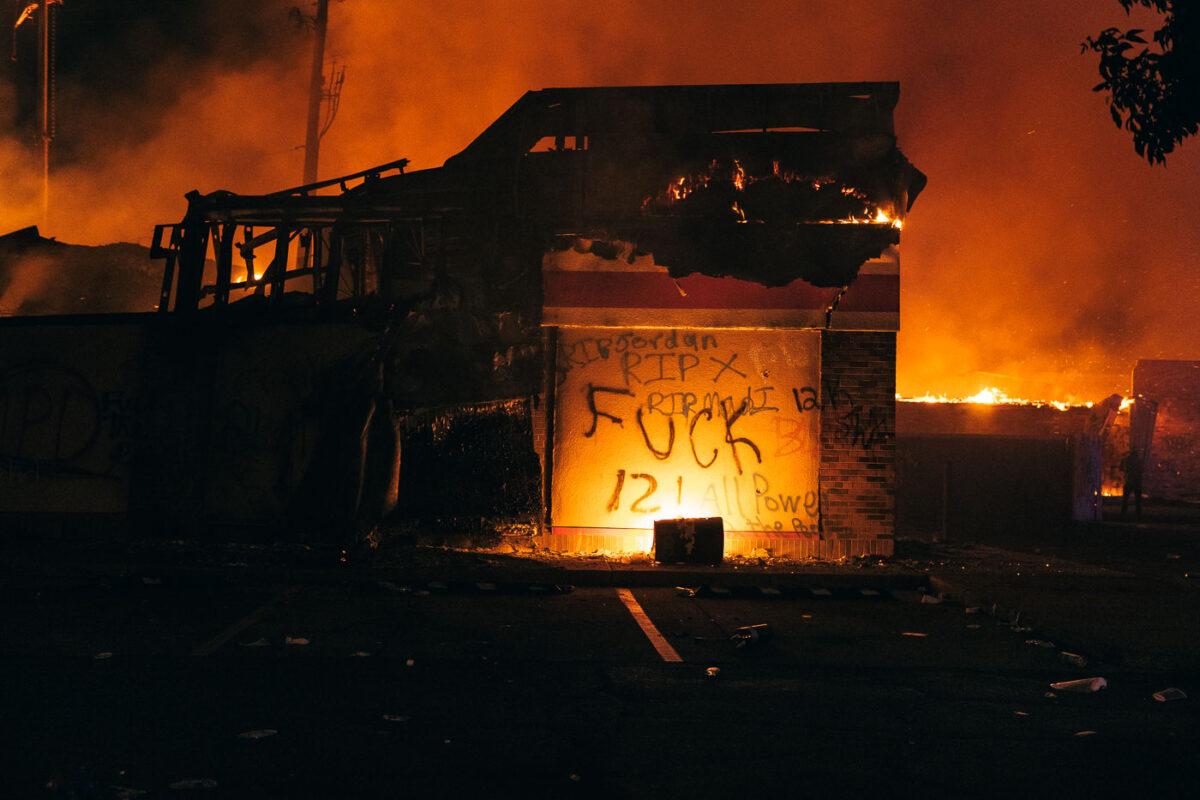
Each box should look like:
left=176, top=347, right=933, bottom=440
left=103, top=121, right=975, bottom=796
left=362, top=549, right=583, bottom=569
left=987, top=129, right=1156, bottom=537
left=0, top=83, right=924, bottom=555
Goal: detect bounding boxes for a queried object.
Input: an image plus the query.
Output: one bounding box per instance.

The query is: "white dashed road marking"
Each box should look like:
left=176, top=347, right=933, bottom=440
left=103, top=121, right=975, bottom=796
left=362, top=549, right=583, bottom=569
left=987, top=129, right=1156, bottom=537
left=191, top=586, right=298, bottom=656
left=616, top=588, right=683, bottom=662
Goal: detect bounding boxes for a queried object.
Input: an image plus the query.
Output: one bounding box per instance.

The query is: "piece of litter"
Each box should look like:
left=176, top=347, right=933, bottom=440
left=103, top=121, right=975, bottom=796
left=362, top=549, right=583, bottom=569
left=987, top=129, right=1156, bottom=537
left=382, top=714, right=411, bottom=723
left=1153, top=687, right=1188, bottom=702
left=284, top=637, right=309, bottom=646
left=901, top=632, right=929, bottom=638
left=1050, top=677, right=1107, bottom=693
left=705, top=666, right=720, bottom=678
left=168, top=778, right=218, bottom=790
left=242, top=638, right=270, bottom=647
left=964, top=606, right=980, bottom=615
left=1044, top=691, right=1058, bottom=699
left=1061, top=652, right=1088, bottom=668
left=1074, top=730, right=1097, bottom=737
left=1014, top=711, right=1029, bottom=716
left=920, top=594, right=942, bottom=604
left=94, top=652, right=113, bottom=660
left=801, top=614, right=813, bottom=619
left=237, top=729, right=277, bottom=740
left=731, top=624, right=772, bottom=648
left=351, top=651, right=371, bottom=657
left=1025, top=639, right=1056, bottom=649
left=675, top=586, right=698, bottom=597
left=405, top=658, right=415, bottom=667
left=1166, top=553, right=1181, bottom=560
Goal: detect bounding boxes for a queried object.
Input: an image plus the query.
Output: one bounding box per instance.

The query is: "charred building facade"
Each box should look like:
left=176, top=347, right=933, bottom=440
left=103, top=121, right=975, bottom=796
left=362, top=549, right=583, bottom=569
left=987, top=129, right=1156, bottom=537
left=2, top=84, right=923, bottom=555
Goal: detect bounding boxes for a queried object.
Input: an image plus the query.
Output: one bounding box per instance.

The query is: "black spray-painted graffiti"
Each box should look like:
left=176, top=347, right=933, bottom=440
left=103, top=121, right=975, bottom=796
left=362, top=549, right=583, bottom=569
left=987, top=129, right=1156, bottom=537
left=557, top=330, right=823, bottom=531
left=603, top=467, right=820, bottom=532
left=586, top=381, right=764, bottom=474
left=792, top=375, right=891, bottom=450
left=0, top=360, right=134, bottom=480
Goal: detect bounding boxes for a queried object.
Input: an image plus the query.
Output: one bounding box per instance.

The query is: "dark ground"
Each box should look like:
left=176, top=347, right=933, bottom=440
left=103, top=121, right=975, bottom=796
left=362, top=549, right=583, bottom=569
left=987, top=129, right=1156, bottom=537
left=2, top=497, right=1198, bottom=798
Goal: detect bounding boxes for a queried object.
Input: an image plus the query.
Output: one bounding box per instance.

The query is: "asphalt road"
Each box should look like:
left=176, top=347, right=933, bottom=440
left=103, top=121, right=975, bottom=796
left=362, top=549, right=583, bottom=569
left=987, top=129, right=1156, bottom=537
left=5, top=578, right=1197, bottom=798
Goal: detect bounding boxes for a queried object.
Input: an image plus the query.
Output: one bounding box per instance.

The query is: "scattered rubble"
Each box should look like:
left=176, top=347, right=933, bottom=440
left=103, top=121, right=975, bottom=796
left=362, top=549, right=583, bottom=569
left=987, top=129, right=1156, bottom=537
left=1050, top=677, right=1107, bottom=693
left=236, top=729, right=277, bottom=740
left=1061, top=652, right=1088, bottom=668
left=168, top=778, right=218, bottom=790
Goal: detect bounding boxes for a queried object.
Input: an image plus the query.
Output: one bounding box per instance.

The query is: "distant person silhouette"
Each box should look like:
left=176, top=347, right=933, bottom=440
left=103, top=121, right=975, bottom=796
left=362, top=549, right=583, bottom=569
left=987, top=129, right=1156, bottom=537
left=1120, top=450, right=1143, bottom=518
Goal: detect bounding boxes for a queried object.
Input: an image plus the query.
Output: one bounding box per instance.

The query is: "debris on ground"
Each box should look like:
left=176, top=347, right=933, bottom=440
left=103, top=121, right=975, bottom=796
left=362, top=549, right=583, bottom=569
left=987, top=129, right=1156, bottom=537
left=168, top=778, right=218, bottom=789
left=1050, top=677, right=1107, bottom=693
left=1061, top=651, right=1088, bottom=668
left=236, top=729, right=277, bottom=740
left=705, top=667, right=720, bottom=678
left=731, top=624, right=772, bottom=648
left=284, top=636, right=309, bottom=646
left=1152, top=687, right=1187, bottom=702
left=1025, top=639, right=1056, bottom=648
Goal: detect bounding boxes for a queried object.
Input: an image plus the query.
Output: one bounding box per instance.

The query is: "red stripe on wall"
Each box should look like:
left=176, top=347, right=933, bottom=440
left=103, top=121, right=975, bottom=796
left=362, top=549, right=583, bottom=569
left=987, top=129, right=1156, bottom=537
left=544, top=271, right=897, bottom=312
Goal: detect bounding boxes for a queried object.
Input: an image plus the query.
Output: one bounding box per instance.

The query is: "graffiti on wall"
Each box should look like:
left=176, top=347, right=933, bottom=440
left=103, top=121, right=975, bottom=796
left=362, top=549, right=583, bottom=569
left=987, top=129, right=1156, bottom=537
left=553, top=328, right=821, bottom=534
left=0, top=359, right=140, bottom=491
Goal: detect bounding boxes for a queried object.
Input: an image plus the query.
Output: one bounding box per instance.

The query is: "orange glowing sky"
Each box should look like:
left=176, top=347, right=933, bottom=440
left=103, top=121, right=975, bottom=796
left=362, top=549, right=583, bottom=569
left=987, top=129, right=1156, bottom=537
left=2, top=0, right=1198, bottom=402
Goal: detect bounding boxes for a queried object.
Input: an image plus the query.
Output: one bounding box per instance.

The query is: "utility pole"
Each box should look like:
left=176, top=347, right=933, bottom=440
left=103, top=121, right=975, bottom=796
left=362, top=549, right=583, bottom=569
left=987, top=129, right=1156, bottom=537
left=302, top=0, right=329, bottom=187
left=38, top=0, right=55, bottom=230
left=14, top=1, right=59, bottom=230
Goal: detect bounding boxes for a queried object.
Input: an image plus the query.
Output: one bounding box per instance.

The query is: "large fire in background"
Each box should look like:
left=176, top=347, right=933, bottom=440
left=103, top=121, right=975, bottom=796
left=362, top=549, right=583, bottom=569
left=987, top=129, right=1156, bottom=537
left=1, top=0, right=1197, bottom=404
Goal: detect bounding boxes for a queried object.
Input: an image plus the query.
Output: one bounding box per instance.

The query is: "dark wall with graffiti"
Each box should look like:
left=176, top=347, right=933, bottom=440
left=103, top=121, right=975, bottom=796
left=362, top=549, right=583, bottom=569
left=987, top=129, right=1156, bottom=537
left=0, top=313, right=400, bottom=543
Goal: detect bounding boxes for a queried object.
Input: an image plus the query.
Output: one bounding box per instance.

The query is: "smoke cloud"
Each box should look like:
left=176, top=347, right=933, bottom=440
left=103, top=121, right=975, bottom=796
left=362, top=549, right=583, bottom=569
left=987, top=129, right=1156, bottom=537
left=1, top=0, right=1197, bottom=401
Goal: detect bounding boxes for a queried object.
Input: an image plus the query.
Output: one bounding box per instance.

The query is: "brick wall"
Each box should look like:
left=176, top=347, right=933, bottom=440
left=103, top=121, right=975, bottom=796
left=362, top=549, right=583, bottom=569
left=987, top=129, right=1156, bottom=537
left=819, top=330, right=896, bottom=554
left=1133, top=360, right=1200, bottom=502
